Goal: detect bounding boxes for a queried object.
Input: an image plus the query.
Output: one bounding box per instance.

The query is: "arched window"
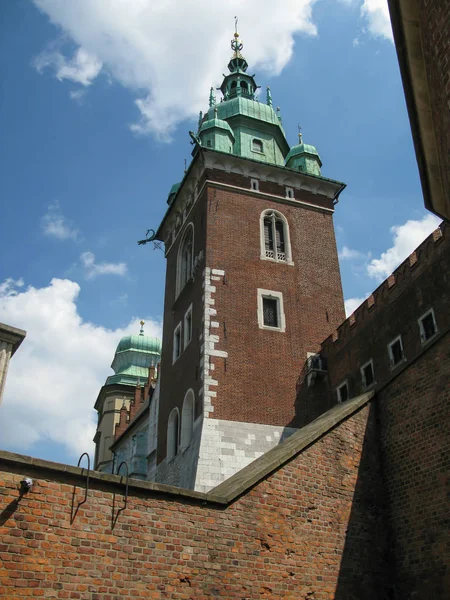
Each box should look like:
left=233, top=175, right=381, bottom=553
left=260, top=210, right=292, bottom=263
left=241, top=81, right=249, bottom=95
left=176, top=224, right=194, bottom=296
left=252, top=138, right=264, bottom=153
left=167, top=408, right=179, bottom=459
left=180, top=389, right=195, bottom=449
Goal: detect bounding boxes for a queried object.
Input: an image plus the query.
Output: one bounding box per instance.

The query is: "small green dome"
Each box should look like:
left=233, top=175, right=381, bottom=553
left=106, top=327, right=161, bottom=387
left=285, top=141, right=322, bottom=176
left=116, top=334, right=161, bottom=355
left=199, top=117, right=234, bottom=138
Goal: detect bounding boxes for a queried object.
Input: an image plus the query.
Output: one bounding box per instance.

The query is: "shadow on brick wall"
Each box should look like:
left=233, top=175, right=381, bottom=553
left=334, top=401, right=395, bottom=600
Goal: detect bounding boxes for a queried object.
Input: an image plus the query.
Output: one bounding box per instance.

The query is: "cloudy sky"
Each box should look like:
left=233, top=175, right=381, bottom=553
left=0, top=0, right=440, bottom=465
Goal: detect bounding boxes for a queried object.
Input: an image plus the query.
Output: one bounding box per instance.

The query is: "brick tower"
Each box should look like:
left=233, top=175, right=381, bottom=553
left=148, top=28, right=346, bottom=491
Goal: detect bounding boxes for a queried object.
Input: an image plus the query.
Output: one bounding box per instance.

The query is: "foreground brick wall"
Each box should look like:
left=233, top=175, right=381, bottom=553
left=0, top=404, right=390, bottom=600
left=377, top=332, right=450, bottom=599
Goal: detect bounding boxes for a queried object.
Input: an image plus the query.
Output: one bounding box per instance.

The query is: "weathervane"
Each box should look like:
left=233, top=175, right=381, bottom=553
left=231, top=16, right=243, bottom=55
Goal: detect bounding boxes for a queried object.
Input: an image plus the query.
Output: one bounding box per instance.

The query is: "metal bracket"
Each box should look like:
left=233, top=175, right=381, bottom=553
left=70, top=452, right=90, bottom=523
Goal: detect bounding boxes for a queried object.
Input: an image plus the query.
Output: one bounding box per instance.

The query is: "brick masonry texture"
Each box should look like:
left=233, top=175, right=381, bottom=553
left=204, top=172, right=345, bottom=427
left=0, top=403, right=391, bottom=600
left=418, top=0, right=450, bottom=200
left=295, top=223, right=449, bottom=426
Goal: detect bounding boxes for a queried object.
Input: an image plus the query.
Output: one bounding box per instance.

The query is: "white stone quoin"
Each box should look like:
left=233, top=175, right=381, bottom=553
left=0, top=323, right=26, bottom=406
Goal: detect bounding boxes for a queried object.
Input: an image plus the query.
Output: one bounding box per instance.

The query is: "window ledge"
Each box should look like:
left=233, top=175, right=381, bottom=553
left=258, top=324, right=286, bottom=333
left=260, top=255, right=294, bottom=266
left=362, top=381, right=377, bottom=391
left=390, top=357, right=407, bottom=371
left=421, top=331, right=439, bottom=346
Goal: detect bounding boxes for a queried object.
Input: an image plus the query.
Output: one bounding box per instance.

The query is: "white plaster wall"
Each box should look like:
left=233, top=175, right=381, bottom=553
left=146, top=379, right=160, bottom=481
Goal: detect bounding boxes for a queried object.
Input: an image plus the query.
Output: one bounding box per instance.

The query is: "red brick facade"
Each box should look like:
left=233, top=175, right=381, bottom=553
left=295, top=223, right=449, bottom=427
left=157, top=154, right=345, bottom=461
left=0, top=403, right=390, bottom=600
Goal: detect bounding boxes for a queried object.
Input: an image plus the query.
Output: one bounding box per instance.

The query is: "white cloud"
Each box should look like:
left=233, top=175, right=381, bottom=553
left=0, top=278, right=24, bottom=298
left=361, top=0, right=393, bottom=41
left=0, top=277, right=161, bottom=459
left=32, top=0, right=319, bottom=139
left=339, top=246, right=366, bottom=260
left=69, top=88, right=87, bottom=103
left=42, top=202, right=79, bottom=240
left=80, top=251, right=127, bottom=279
left=337, top=0, right=392, bottom=42
left=34, top=46, right=102, bottom=87
left=367, top=214, right=442, bottom=281
left=345, top=295, right=368, bottom=316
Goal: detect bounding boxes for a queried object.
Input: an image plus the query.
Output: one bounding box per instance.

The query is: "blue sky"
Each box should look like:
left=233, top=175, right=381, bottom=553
left=0, top=0, right=440, bottom=465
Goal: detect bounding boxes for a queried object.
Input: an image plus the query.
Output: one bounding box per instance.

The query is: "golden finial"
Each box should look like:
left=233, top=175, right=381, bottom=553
left=234, top=16, right=239, bottom=37
left=298, top=124, right=303, bottom=144
left=139, top=320, right=145, bottom=335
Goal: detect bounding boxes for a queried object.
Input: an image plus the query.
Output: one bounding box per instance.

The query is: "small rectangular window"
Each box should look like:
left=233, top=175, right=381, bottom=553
left=251, top=178, right=259, bottom=191
left=388, top=335, right=404, bottom=367
left=361, top=359, right=375, bottom=389
left=285, top=187, right=294, bottom=199
left=257, top=289, right=286, bottom=332
left=173, top=322, right=182, bottom=363
left=252, top=139, right=264, bottom=153
left=418, top=309, right=437, bottom=343
left=263, top=298, right=278, bottom=328
left=184, top=304, right=193, bottom=348
left=337, top=381, right=349, bottom=403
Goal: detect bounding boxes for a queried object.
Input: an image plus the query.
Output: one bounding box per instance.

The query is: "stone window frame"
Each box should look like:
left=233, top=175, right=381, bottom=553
left=173, top=321, right=182, bottom=364
left=257, top=288, right=286, bottom=333
left=259, top=209, right=294, bottom=265
left=360, top=358, right=376, bottom=390
left=336, top=380, right=349, bottom=404
left=180, top=389, right=195, bottom=451
left=387, top=334, right=406, bottom=368
left=176, top=222, right=194, bottom=298
left=183, top=303, right=193, bottom=349
left=418, top=308, right=438, bottom=345
left=285, top=186, right=294, bottom=199
left=167, top=408, right=180, bottom=460
left=250, top=178, right=260, bottom=191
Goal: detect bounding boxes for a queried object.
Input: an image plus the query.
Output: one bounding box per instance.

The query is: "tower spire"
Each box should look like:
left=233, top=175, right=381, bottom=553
left=266, top=86, right=273, bottom=107
left=209, top=87, right=216, bottom=107
left=298, top=124, right=303, bottom=144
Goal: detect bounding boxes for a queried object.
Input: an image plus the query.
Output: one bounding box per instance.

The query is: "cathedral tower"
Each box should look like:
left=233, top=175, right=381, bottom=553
left=150, top=28, right=346, bottom=491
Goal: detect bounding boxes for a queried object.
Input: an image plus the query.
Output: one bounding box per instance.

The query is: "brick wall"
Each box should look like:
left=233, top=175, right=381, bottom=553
left=377, top=331, right=450, bottom=598
left=295, top=223, right=449, bottom=426
left=0, top=402, right=390, bottom=600
left=204, top=172, right=344, bottom=427
left=418, top=0, right=450, bottom=204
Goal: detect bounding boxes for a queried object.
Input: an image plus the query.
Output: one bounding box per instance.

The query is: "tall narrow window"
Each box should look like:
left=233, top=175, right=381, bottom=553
left=167, top=409, right=179, bottom=459
left=181, top=389, right=195, bottom=449
left=337, top=381, right=349, bottom=403
left=176, top=224, right=194, bottom=297
left=173, top=322, right=182, bottom=363
left=261, top=210, right=291, bottom=263
left=361, top=359, right=375, bottom=389
left=263, top=298, right=278, bottom=328
left=184, top=304, right=193, bottom=348
left=388, top=335, right=405, bottom=367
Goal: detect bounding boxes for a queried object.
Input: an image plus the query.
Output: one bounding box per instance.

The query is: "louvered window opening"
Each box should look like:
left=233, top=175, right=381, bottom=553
left=263, top=298, right=278, bottom=328
left=264, top=214, right=286, bottom=261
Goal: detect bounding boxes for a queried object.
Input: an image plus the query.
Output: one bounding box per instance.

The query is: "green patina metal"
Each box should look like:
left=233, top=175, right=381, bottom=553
left=198, top=107, right=235, bottom=154
left=285, top=137, right=323, bottom=177
left=106, top=324, right=161, bottom=387
left=161, top=25, right=338, bottom=207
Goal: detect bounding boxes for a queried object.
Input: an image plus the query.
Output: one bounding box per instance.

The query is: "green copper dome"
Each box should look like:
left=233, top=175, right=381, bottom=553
left=116, top=334, right=161, bottom=354
left=106, top=323, right=161, bottom=387
left=198, top=108, right=235, bottom=154
left=285, top=139, right=322, bottom=176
